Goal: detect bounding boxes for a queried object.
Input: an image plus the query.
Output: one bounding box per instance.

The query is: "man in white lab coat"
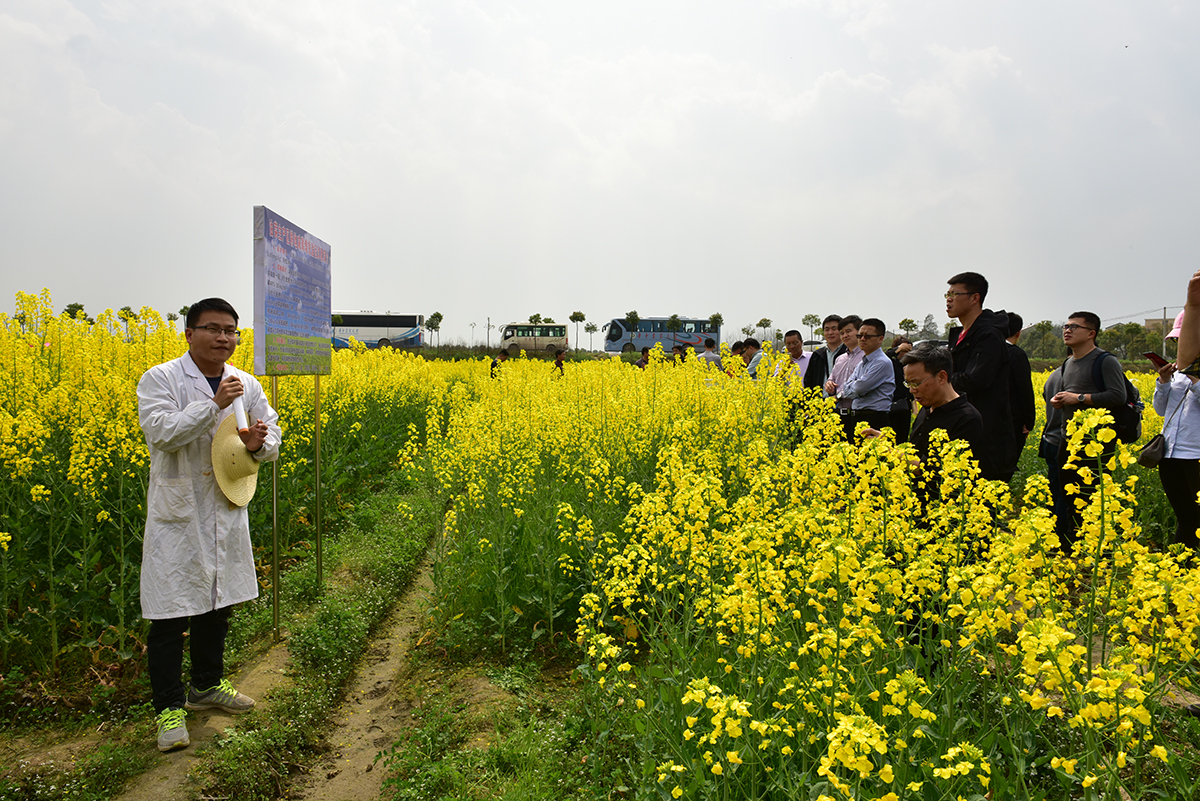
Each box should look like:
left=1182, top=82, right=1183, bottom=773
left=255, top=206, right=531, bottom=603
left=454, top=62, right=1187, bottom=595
left=138, top=298, right=281, bottom=752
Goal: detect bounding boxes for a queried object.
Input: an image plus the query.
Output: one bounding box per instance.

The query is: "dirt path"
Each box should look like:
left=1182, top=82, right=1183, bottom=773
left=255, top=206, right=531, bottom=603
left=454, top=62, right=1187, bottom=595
left=114, top=638, right=292, bottom=801
left=292, top=561, right=434, bottom=801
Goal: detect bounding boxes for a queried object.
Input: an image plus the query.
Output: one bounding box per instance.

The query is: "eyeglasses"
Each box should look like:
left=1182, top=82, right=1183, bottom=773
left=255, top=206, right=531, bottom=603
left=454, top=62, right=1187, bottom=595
left=192, top=325, right=240, bottom=338
left=1062, top=324, right=1094, bottom=332
left=904, top=374, right=934, bottom=391
left=944, top=291, right=972, bottom=300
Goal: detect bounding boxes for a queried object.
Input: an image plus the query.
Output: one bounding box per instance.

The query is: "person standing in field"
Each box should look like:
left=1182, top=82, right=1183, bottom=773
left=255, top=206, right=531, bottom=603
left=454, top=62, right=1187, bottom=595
left=138, top=298, right=281, bottom=752
left=1152, top=312, right=1200, bottom=558
left=775, top=329, right=811, bottom=382
left=1048, top=311, right=1126, bottom=546
left=490, top=349, right=509, bottom=377
left=944, top=272, right=1014, bottom=481
left=838, top=318, right=895, bottom=440
left=804, top=315, right=846, bottom=390
left=742, top=338, right=763, bottom=378
left=824, top=315, right=864, bottom=439
left=1005, top=312, right=1036, bottom=473
left=698, top=337, right=723, bottom=369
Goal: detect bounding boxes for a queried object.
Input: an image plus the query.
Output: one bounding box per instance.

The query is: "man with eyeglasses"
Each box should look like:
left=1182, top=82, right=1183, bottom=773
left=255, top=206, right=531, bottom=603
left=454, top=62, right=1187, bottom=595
left=1047, top=311, right=1126, bottom=546
left=895, top=342, right=983, bottom=466
left=823, top=315, right=864, bottom=435
left=944, top=272, right=1014, bottom=481
left=803, top=315, right=846, bottom=390
left=137, top=298, right=281, bottom=752
left=837, top=318, right=895, bottom=440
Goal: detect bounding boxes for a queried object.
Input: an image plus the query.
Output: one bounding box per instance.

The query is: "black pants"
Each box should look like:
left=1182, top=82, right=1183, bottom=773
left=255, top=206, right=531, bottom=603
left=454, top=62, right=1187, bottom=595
left=1159, top=458, right=1200, bottom=553
left=148, top=606, right=232, bottom=713
left=1056, top=438, right=1117, bottom=551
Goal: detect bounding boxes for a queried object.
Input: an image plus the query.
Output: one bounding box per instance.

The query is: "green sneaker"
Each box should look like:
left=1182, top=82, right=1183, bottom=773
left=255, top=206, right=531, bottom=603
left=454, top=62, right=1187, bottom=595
left=156, top=707, right=190, bottom=752
left=185, top=678, right=256, bottom=714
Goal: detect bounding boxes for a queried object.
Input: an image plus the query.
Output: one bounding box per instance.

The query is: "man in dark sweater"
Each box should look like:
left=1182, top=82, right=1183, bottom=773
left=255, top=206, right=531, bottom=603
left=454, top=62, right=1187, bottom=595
left=1005, top=313, right=1036, bottom=473
left=803, top=315, right=847, bottom=390
left=1048, top=311, right=1127, bottom=547
left=944, top=272, right=1014, bottom=481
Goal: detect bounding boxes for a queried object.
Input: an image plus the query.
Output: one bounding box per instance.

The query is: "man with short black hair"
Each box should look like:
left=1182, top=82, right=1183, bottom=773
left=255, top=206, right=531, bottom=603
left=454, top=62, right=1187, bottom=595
left=1048, top=311, right=1126, bottom=546
left=804, top=315, right=846, bottom=389
left=742, top=338, right=763, bottom=378
left=945, top=272, right=1014, bottom=481
left=775, top=329, right=811, bottom=382
left=490, top=349, right=509, bottom=378
left=824, top=316, right=864, bottom=436
left=900, top=342, right=984, bottom=466
left=698, top=337, right=723, bottom=369
left=139, top=298, right=282, bottom=752
left=838, top=318, right=895, bottom=439
left=554, top=348, right=566, bottom=375
left=635, top=346, right=651, bottom=369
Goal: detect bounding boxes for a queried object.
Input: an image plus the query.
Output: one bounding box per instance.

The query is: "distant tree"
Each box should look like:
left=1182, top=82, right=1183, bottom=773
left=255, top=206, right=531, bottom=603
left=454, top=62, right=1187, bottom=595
left=426, top=311, right=444, bottom=348
left=584, top=321, right=598, bottom=351
left=709, top=312, right=724, bottom=330
left=757, top=318, right=772, bottom=341
left=118, top=305, right=138, bottom=337
left=544, top=317, right=556, bottom=324
left=919, top=314, right=939, bottom=340
left=624, top=311, right=641, bottom=349
left=666, top=313, right=682, bottom=343
left=331, top=314, right=344, bottom=326
left=528, top=313, right=543, bottom=324
left=63, top=302, right=93, bottom=324
left=179, top=305, right=190, bottom=323
left=167, top=312, right=179, bottom=326
left=741, top=324, right=755, bottom=338
left=775, top=330, right=784, bottom=342
left=570, top=311, right=586, bottom=347
left=802, top=313, right=821, bottom=342
left=899, top=318, right=918, bottom=337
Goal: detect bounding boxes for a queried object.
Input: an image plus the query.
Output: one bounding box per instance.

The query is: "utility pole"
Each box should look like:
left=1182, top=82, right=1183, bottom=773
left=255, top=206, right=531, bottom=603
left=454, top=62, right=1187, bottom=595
left=470, top=321, right=476, bottom=347
left=486, top=317, right=490, bottom=349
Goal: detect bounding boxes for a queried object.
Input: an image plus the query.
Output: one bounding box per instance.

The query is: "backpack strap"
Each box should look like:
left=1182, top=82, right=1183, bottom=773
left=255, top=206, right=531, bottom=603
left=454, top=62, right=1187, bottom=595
left=1090, top=350, right=1108, bottom=393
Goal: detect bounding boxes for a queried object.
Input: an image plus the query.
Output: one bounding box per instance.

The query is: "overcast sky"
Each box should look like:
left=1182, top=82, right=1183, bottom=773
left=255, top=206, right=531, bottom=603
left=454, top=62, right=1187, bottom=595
left=2, top=0, right=1196, bottom=348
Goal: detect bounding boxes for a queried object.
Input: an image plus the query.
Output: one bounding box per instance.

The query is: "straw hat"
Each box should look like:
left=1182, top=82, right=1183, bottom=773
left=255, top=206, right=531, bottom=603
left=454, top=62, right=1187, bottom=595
left=212, top=414, right=260, bottom=507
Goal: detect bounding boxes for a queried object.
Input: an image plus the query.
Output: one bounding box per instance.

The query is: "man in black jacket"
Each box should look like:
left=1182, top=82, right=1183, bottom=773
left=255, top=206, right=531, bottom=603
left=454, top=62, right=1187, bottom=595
left=803, top=315, right=846, bottom=390
left=944, top=272, right=1014, bottom=481
left=1005, top=313, right=1036, bottom=474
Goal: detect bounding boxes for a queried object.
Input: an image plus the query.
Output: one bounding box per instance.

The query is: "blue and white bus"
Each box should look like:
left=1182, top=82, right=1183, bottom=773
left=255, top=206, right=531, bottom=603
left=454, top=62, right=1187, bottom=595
left=332, top=311, right=424, bottom=349
left=602, top=317, right=720, bottom=353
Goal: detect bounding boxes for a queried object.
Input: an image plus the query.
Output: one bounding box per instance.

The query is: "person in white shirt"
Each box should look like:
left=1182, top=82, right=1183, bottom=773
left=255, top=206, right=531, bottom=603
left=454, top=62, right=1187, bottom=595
left=1154, top=315, right=1200, bottom=556
left=824, top=315, right=864, bottom=424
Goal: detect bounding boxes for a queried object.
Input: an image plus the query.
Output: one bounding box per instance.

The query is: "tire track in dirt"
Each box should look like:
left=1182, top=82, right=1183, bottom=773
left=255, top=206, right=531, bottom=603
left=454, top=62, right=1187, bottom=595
left=293, top=560, right=433, bottom=801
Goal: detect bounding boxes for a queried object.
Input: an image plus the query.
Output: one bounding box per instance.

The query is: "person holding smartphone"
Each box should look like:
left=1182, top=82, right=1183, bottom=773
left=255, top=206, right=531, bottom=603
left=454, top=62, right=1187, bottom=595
left=1154, top=311, right=1200, bottom=560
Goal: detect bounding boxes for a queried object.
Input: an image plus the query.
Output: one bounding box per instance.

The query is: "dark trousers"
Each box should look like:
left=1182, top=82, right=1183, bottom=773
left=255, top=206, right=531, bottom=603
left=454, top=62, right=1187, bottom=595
left=888, top=404, right=912, bottom=444
left=1054, top=438, right=1117, bottom=551
left=148, top=606, right=232, bottom=713
left=1159, top=458, right=1200, bottom=553
left=1040, top=439, right=1071, bottom=546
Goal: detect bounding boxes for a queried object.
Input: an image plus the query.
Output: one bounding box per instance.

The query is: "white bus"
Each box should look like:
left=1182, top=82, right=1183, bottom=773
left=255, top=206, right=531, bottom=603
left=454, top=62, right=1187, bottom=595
left=331, top=311, right=424, bottom=349
left=602, top=317, right=720, bottom=353
left=499, top=322, right=569, bottom=354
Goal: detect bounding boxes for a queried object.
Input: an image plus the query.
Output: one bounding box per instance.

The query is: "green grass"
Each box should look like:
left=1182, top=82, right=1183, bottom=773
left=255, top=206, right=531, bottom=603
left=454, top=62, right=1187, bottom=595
left=377, top=654, right=635, bottom=801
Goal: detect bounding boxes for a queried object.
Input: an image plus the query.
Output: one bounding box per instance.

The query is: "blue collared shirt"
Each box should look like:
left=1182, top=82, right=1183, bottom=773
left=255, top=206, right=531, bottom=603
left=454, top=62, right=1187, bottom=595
left=839, top=349, right=895, bottom=412
left=1154, top=372, right=1200, bottom=459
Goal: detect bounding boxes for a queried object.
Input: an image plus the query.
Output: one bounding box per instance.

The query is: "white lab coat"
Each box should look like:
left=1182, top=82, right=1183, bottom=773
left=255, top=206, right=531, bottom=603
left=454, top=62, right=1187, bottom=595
left=138, top=353, right=281, bottom=619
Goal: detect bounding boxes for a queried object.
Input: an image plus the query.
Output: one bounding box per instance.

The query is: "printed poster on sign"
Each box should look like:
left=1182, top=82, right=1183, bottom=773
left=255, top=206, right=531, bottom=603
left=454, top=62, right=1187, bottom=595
left=253, top=206, right=332, bottom=376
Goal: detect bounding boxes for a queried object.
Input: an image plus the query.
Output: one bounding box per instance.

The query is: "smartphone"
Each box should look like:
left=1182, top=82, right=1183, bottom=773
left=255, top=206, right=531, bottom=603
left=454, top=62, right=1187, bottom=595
left=1144, top=352, right=1170, bottom=368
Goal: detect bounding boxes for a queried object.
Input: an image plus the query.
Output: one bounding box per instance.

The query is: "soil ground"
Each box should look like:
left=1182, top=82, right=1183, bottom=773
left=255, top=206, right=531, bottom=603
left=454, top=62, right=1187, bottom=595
left=292, top=561, right=435, bottom=801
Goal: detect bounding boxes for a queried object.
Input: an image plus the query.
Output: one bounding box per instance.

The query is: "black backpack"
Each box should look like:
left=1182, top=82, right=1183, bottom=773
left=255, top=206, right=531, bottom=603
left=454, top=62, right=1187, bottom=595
left=1058, top=351, right=1143, bottom=443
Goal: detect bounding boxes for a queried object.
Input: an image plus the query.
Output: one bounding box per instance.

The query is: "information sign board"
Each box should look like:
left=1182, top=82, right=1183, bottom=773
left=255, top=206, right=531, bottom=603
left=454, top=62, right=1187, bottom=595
left=253, top=206, right=332, bottom=375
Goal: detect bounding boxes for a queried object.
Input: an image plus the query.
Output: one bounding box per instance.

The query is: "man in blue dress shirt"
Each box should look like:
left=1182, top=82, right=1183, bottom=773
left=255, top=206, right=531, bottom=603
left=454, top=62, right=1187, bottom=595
left=838, top=318, right=895, bottom=441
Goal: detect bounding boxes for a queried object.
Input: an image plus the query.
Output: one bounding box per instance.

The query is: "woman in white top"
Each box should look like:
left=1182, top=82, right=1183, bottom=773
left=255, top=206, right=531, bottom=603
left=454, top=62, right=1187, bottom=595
left=1153, top=352, right=1200, bottom=556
